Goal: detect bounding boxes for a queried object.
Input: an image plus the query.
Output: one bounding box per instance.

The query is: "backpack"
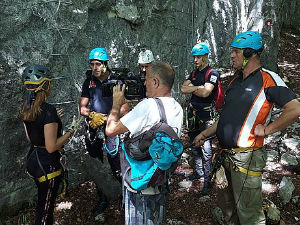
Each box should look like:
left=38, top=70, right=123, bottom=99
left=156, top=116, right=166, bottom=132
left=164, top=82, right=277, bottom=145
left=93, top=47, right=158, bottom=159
left=121, top=98, right=183, bottom=191
left=192, top=68, right=225, bottom=111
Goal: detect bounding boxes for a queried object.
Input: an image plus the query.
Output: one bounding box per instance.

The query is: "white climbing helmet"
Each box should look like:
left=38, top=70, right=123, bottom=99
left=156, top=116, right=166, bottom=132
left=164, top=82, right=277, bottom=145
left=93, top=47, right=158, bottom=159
left=138, top=49, right=154, bottom=64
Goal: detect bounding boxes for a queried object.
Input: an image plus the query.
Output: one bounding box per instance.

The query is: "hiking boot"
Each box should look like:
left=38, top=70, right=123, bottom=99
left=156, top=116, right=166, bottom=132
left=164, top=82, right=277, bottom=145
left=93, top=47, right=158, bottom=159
left=187, top=173, right=203, bottom=181
left=92, top=200, right=108, bottom=219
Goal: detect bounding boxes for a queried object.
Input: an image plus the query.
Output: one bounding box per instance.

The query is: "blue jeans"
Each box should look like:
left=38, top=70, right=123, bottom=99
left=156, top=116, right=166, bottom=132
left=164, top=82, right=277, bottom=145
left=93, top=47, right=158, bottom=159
left=124, top=187, right=167, bottom=225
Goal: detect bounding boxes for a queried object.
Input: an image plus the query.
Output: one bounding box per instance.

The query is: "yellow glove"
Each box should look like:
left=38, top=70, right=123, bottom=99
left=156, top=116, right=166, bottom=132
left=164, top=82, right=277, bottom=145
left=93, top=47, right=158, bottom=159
left=88, top=112, right=106, bottom=129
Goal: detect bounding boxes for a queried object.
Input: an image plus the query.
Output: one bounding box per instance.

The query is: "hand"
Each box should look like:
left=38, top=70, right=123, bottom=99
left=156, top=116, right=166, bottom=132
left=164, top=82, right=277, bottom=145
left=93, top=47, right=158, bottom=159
left=254, top=124, right=266, bottom=137
left=112, top=84, right=126, bottom=111
left=80, top=107, right=90, bottom=117
left=193, top=132, right=207, bottom=148
left=120, top=103, right=130, bottom=116
left=89, top=112, right=106, bottom=129
left=67, top=115, right=84, bottom=135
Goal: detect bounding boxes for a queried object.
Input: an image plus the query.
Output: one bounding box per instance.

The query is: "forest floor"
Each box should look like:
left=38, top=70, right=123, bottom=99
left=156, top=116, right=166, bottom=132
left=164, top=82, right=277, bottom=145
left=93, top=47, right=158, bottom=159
left=3, top=28, right=300, bottom=225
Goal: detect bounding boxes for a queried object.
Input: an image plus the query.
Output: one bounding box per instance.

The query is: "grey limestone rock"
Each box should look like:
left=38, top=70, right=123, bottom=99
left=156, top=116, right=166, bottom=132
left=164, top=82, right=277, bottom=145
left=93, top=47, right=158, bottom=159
left=280, top=152, right=299, bottom=166
left=279, top=176, right=295, bottom=204
left=0, top=0, right=299, bottom=217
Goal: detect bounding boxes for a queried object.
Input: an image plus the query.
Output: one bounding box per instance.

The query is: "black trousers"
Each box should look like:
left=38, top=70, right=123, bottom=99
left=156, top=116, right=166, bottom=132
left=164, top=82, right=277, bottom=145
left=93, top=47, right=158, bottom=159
left=34, top=175, right=61, bottom=225
left=85, top=124, right=121, bottom=181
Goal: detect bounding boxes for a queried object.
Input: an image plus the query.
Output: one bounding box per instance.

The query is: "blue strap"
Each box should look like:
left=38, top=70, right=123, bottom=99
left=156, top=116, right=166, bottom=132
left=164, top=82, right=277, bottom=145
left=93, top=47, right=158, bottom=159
left=103, top=136, right=119, bottom=156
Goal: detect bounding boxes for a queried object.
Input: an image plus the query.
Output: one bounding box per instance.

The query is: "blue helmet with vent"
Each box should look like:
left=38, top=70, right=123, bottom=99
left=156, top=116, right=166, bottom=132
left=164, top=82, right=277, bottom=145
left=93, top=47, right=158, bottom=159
left=231, top=31, right=263, bottom=50
left=89, top=48, right=109, bottom=61
left=191, top=43, right=210, bottom=56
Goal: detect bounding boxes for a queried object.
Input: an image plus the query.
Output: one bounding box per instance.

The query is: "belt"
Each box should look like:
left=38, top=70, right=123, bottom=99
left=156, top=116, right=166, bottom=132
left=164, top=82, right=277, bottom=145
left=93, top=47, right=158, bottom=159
left=226, top=154, right=262, bottom=177
left=33, top=145, right=65, bottom=154
left=34, top=145, right=46, bottom=148
left=232, top=165, right=262, bottom=177
left=223, top=147, right=260, bottom=154
left=38, top=168, right=62, bottom=182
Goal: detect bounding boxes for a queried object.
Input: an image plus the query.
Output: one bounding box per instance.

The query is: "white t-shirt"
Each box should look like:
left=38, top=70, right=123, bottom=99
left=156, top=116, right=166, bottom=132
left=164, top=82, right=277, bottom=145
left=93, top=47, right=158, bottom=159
left=120, top=97, right=183, bottom=194
left=120, top=97, right=183, bottom=138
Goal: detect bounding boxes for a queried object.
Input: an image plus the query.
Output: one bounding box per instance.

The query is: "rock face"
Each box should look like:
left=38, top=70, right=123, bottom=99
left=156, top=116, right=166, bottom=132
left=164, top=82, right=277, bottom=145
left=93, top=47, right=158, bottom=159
left=281, top=0, right=300, bottom=30
left=0, top=0, right=299, bottom=217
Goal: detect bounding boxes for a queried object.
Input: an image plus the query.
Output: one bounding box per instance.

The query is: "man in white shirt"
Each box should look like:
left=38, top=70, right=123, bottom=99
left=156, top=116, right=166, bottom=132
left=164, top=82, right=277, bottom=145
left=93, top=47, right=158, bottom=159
left=106, top=61, right=183, bottom=225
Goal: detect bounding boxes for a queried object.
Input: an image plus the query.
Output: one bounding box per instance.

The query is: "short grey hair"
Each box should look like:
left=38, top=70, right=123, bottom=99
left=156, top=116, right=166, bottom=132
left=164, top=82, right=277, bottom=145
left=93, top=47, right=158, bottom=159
left=149, top=61, right=175, bottom=89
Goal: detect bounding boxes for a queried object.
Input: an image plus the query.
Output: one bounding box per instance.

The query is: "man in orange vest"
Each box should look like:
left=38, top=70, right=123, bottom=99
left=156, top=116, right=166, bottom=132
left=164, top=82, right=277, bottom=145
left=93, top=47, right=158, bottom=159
left=194, top=31, right=300, bottom=225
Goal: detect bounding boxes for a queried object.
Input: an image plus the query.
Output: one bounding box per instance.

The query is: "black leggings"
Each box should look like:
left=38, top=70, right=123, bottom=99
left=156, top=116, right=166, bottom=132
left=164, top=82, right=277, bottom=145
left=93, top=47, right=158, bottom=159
left=34, top=175, right=61, bottom=225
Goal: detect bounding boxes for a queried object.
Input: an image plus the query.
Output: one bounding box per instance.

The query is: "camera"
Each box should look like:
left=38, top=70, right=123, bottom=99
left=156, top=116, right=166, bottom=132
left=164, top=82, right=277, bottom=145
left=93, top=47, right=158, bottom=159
left=102, top=68, right=146, bottom=100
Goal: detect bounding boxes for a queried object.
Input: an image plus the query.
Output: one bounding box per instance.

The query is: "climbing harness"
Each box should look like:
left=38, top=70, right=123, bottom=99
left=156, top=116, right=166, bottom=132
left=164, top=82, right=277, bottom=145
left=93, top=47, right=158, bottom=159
left=103, top=136, right=120, bottom=156
left=26, top=146, right=68, bottom=198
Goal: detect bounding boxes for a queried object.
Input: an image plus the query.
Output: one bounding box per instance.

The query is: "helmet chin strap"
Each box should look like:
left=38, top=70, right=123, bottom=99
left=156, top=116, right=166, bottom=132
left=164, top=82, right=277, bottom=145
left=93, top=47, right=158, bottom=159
left=25, top=80, right=51, bottom=109
left=26, top=91, right=35, bottom=109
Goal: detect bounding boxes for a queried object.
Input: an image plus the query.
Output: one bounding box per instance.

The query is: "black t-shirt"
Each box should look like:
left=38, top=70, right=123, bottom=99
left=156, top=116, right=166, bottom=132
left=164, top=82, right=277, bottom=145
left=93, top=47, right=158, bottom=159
left=24, top=103, right=62, bottom=146
left=187, top=66, right=220, bottom=120
left=81, top=75, right=114, bottom=114
left=188, top=66, right=219, bottom=108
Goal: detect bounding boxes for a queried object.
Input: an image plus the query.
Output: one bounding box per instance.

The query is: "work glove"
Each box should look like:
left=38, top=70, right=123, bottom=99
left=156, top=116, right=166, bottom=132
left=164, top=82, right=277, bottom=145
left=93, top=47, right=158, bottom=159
left=88, top=112, right=106, bottom=129
left=215, top=165, right=228, bottom=189
left=67, top=115, right=84, bottom=135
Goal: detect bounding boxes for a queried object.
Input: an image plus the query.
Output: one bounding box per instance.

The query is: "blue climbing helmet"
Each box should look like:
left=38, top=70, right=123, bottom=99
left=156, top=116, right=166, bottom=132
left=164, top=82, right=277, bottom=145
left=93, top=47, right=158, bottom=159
left=231, top=31, right=263, bottom=50
left=89, top=48, right=109, bottom=61
left=191, top=43, right=210, bottom=56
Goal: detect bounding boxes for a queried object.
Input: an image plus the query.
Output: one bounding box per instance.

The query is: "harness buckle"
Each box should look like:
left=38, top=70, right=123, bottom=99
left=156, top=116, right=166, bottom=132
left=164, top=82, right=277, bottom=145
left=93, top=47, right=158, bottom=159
left=229, top=150, right=236, bottom=155
left=232, top=164, right=239, bottom=172
left=223, top=149, right=236, bottom=155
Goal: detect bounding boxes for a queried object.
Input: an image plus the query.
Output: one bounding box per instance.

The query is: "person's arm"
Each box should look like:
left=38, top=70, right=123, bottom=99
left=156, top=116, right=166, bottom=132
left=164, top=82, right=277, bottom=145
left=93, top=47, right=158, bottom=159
left=193, top=120, right=218, bottom=147
left=192, top=82, right=214, bottom=98
left=181, top=79, right=214, bottom=98
left=181, top=80, right=198, bottom=94
left=106, top=84, right=129, bottom=137
left=79, top=79, right=91, bottom=116
left=44, top=123, right=73, bottom=153
left=79, top=97, right=90, bottom=116
left=255, top=99, right=300, bottom=136
left=120, top=103, right=130, bottom=116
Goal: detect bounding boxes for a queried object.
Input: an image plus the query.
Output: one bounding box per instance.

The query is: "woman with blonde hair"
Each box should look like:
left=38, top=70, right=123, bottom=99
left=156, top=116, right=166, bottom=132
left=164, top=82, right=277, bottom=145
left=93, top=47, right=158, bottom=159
left=21, top=65, right=74, bottom=225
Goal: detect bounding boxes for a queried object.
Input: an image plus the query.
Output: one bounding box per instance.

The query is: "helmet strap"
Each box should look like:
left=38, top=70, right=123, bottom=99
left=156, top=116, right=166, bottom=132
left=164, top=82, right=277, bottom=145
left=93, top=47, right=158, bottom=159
left=34, top=80, right=50, bottom=93
left=26, top=91, right=36, bottom=109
